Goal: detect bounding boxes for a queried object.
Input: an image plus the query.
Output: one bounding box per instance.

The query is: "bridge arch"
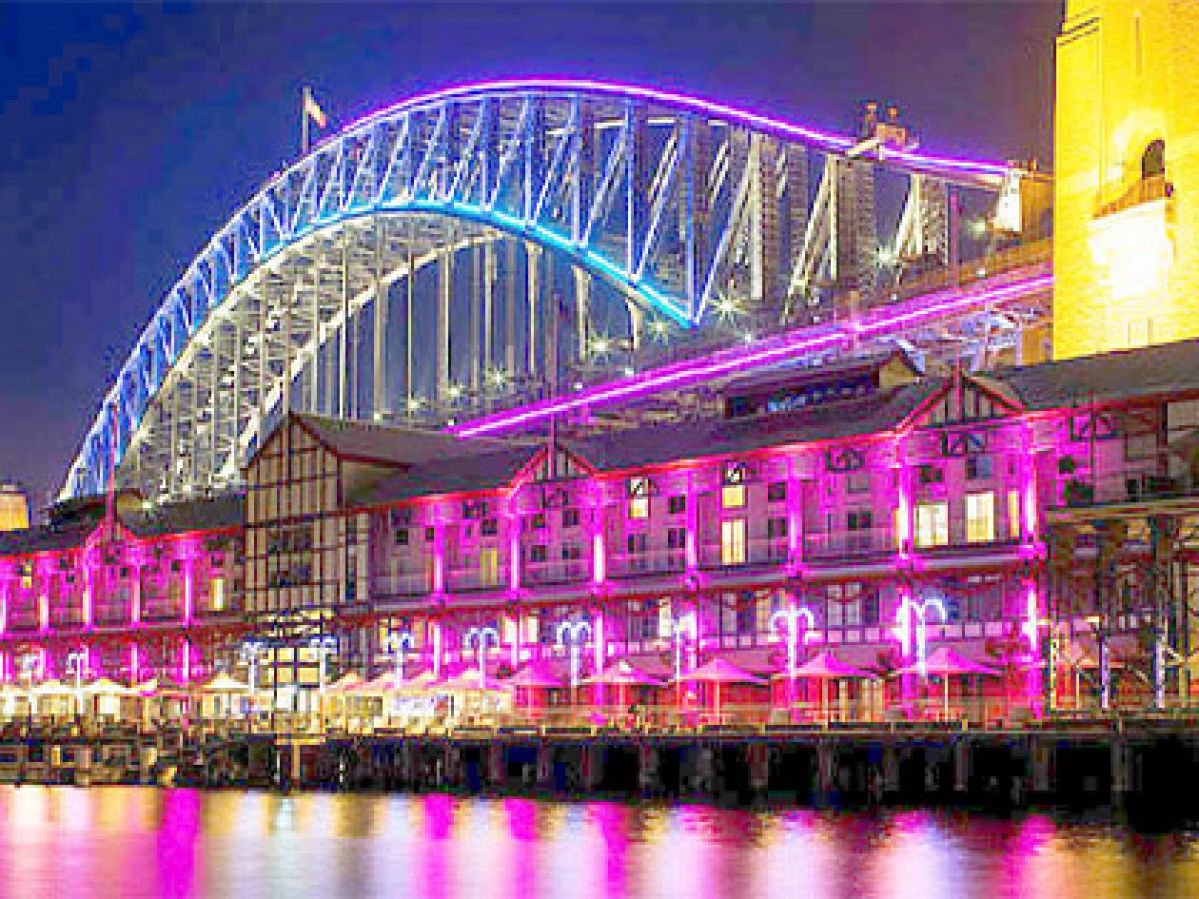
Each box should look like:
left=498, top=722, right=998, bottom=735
left=61, top=79, right=1015, bottom=501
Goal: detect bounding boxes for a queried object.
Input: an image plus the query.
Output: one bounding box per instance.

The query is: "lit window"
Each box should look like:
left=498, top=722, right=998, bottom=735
left=721, top=518, right=747, bottom=566
left=211, top=577, right=226, bottom=612
left=721, top=461, right=748, bottom=508
left=479, top=548, right=500, bottom=586
left=1007, top=490, right=1021, bottom=539
left=965, top=492, right=995, bottom=544
left=628, top=476, right=652, bottom=520
left=915, top=502, right=949, bottom=548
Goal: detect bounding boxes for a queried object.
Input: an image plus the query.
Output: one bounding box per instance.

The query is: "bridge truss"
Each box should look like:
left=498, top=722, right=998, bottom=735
left=61, top=79, right=1046, bottom=501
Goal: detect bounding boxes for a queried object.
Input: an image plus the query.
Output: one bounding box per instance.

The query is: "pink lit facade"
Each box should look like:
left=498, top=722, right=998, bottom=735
left=0, top=501, right=244, bottom=686
left=8, top=340, right=1199, bottom=721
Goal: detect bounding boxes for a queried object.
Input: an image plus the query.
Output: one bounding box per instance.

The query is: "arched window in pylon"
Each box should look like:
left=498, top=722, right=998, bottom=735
left=1141, top=139, right=1166, bottom=181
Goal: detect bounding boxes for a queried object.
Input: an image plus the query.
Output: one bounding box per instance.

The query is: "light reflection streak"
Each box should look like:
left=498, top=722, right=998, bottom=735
left=0, top=787, right=1196, bottom=897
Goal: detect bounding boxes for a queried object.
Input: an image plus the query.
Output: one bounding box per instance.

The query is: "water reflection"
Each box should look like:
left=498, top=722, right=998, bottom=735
left=0, top=786, right=1197, bottom=898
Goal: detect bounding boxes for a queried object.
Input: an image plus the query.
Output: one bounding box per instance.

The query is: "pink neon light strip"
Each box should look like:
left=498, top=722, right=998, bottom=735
left=449, top=272, right=1053, bottom=439
left=331, top=78, right=1012, bottom=185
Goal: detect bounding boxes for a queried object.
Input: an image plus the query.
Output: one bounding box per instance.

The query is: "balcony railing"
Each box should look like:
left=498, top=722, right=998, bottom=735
left=698, top=538, right=790, bottom=571
left=607, top=549, right=686, bottom=579
left=1055, top=472, right=1198, bottom=510
left=373, top=571, right=432, bottom=597
left=447, top=566, right=509, bottom=593
left=804, top=528, right=894, bottom=561
left=6, top=613, right=39, bottom=632
left=522, top=559, right=591, bottom=587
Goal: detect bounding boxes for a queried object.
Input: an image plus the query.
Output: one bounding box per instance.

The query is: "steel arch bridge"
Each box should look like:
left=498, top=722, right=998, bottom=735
left=60, top=78, right=1043, bottom=502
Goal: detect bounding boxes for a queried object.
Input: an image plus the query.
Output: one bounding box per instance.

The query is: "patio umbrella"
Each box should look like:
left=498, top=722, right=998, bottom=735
left=898, top=646, right=999, bottom=719
left=681, top=657, right=766, bottom=719
left=327, top=672, right=364, bottom=694
left=781, top=650, right=876, bottom=723
left=202, top=673, right=250, bottom=692
left=586, top=659, right=665, bottom=711
left=82, top=678, right=134, bottom=695
left=504, top=661, right=565, bottom=711
left=586, top=659, right=665, bottom=688
left=438, top=668, right=509, bottom=693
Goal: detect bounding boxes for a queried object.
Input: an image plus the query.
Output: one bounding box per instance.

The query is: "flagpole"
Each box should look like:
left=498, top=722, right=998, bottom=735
left=301, top=86, right=310, bottom=154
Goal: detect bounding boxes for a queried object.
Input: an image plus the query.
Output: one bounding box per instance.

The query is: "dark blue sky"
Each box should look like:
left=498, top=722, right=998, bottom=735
left=0, top=1, right=1060, bottom=507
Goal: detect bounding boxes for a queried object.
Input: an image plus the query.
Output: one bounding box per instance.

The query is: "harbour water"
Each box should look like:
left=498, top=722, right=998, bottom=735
left=0, top=786, right=1196, bottom=898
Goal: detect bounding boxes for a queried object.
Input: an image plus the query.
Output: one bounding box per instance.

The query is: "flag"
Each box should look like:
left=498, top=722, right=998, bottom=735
left=303, top=87, right=328, bottom=129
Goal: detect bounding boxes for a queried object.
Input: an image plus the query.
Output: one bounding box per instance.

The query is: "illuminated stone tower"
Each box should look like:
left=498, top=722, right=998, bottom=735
left=1054, top=0, right=1199, bottom=359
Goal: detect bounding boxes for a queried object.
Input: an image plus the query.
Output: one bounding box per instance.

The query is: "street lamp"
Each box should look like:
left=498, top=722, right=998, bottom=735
left=383, top=631, right=415, bottom=684
left=463, top=626, right=499, bottom=690
left=770, top=605, right=817, bottom=702
left=66, top=648, right=88, bottom=719
left=555, top=619, right=593, bottom=699
left=240, top=639, right=266, bottom=724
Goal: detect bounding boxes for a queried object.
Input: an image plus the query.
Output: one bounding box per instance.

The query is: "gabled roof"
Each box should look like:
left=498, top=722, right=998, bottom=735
left=292, top=413, right=503, bottom=467
left=123, top=492, right=244, bottom=538
left=570, top=381, right=939, bottom=471
left=348, top=445, right=542, bottom=507
left=996, top=338, right=1199, bottom=410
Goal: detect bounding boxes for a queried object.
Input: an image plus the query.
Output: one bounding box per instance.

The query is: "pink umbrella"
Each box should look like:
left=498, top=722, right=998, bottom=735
left=681, top=658, right=766, bottom=720
left=898, top=646, right=999, bottom=719
left=586, top=659, right=666, bottom=688
left=774, top=650, right=876, bottom=723
left=505, top=661, right=565, bottom=712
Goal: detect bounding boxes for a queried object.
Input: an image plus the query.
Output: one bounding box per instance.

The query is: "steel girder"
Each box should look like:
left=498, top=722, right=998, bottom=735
left=61, top=80, right=1017, bottom=502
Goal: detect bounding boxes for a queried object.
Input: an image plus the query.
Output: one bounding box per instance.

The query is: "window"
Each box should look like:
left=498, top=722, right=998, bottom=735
left=627, top=533, right=648, bottom=555
left=562, top=508, right=580, bottom=529
left=668, top=495, right=686, bottom=515
left=918, top=464, right=944, bottom=486
left=561, top=543, right=582, bottom=561
left=394, top=528, right=409, bottom=546
left=721, top=461, right=748, bottom=509
left=628, top=476, right=652, bottom=520
left=480, top=548, right=499, bottom=585
left=966, top=492, right=996, bottom=543
left=481, top=518, right=498, bottom=537
left=211, top=577, right=226, bottom=612
left=767, top=481, right=787, bottom=503
left=667, top=527, right=687, bottom=550
left=966, top=455, right=993, bottom=481
left=532, top=513, right=547, bottom=530
left=1125, top=431, right=1157, bottom=462
left=1007, top=490, right=1021, bottom=539
left=915, top=502, right=949, bottom=548
left=847, top=510, right=873, bottom=531
left=720, top=519, right=747, bottom=566
left=767, top=517, right=788, bottom=540
left=1142, top=138, right=1165, bottom=180
left=425, top=527, right=436, bottom=543
left=846, top=471, right=871, bottom=494
left=722, top=484, right=746, bottom=509
left=529, top=545, right=548, bottom=564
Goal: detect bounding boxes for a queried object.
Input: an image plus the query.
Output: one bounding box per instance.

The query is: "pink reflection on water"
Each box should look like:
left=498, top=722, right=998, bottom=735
left=157, top=789, right=201, bottom=899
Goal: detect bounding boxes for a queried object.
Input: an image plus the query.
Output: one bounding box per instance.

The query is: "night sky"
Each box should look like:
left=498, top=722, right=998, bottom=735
left=0, top=1, right=1060, bottom=508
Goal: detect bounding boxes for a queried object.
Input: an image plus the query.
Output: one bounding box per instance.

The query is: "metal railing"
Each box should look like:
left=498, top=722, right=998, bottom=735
left=447, top=566, right=509, bottom=592
left=607, top=549, right=686, bottom=578
left=698, top=538, right=790, bottom=570
left=804, top=528, right=895, bottom=560
left=521, top=559, right=592, bottom=587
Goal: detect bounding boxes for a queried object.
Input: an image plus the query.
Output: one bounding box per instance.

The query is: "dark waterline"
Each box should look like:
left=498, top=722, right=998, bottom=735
left=0, top=786, right=1197, bottom=898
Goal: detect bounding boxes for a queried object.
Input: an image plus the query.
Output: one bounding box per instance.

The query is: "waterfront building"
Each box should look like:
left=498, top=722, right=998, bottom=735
left=3, top=340, right=1198, bottom=724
